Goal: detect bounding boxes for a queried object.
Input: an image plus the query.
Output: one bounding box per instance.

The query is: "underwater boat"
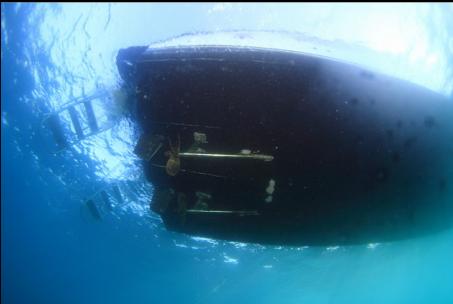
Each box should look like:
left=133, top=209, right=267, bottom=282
left=116, top=33, right=453, bottom=246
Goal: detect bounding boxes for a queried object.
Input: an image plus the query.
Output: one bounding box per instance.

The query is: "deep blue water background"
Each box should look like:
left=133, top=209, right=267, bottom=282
left=2, top=3, right=453, bottom=304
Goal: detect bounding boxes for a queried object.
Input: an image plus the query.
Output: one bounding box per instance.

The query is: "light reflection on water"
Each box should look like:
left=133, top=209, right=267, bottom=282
left=2, top=3, right=453, bottom=303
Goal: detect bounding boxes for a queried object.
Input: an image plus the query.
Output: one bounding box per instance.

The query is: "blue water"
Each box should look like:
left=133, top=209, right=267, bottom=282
left=2, top=3, right=453, bottom=304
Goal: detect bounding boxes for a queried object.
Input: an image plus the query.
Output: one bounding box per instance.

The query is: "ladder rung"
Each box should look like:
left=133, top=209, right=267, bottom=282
left=100, top=190, right=113, bottom=211
left=112, top=185, right=124, bottom=205
left=68, top=106, right=84, bottom=139
left=84, top=101, right=99, bottom=133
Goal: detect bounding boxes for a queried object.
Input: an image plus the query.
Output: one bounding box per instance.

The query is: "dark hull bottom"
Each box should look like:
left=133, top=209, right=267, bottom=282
left=154, top=186, right=452, bottom=246
left=117, top=45, right=453, bottom=246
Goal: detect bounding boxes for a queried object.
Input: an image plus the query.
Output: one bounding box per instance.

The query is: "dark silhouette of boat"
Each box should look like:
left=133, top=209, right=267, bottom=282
left=116, top=42, right=453, bottom=246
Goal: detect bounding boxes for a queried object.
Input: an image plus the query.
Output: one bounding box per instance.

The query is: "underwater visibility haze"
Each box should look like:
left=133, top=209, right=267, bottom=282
left=2, top=3, right=453, bottom=304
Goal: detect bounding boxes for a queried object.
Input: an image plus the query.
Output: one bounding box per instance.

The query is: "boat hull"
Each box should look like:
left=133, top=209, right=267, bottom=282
left=117, top=45, right=453, bottom=245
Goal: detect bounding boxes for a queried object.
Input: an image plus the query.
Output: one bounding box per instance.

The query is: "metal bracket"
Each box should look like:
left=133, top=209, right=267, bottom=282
left=179, top=152, right=273, bottom=162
